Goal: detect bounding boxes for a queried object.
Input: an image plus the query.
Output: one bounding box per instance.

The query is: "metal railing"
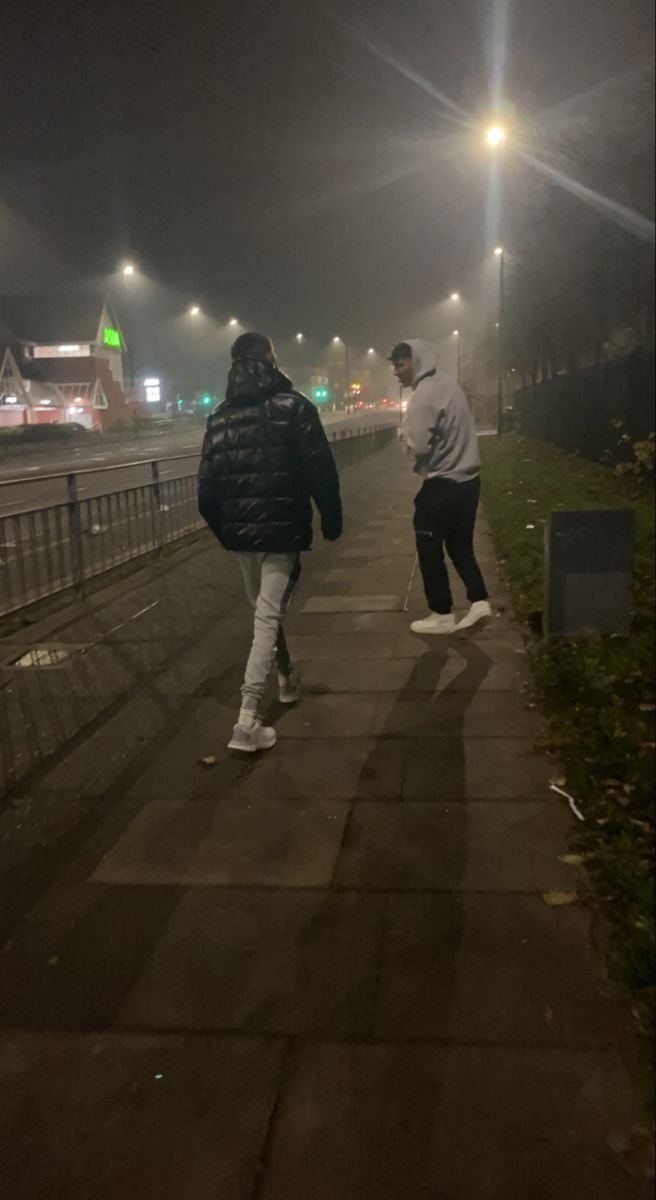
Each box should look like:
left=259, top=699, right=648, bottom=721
left=0, top=423, right=395, bottom=617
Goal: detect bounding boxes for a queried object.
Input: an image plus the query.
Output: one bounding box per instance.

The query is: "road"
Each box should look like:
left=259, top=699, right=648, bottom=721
left=0, top=410, right=401, bottom=515
left=0, top=414, right=400, bottom=617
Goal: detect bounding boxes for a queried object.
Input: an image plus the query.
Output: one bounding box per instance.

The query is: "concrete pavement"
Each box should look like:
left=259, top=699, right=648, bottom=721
left=0, top=441, right=649, bottom=1199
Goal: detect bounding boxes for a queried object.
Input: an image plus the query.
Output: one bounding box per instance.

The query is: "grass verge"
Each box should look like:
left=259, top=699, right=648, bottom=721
left=480, top=434, right=655, bottom=1042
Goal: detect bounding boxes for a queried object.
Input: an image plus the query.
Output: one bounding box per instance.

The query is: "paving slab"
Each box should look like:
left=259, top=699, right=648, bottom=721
left=375, top=893, right=622, bottom=1046
left=373, top=691, right=545, bottom=739
left=29, top=696, right=169, bottom=799
left=299, top=649, right=528, bottom=693
left=260, top=1042, right=641, bottom=1200
left=0, top=885, right=180, bottom=1030
left=301, top=593, right=403, bottom=613
left=334, top=801, right=575, bottom=891
left=402, top=736, right=554, bottom=800
left=91, top=797, right=349, bottom=887
left=286, top=632, right=426, bottom=660
left=0, top=1032, right=283, bottom=1200
left=274, top=693, right=379, bottom=739
left=120, top=889, right=384, bottom=1036
left=216, top=738, right=405, bottom=802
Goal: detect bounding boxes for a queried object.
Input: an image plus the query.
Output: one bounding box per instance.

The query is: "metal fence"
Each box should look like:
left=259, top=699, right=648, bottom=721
left=0, top=423, right=395, bottom=617
left=515, top=351, right=655, bottom=464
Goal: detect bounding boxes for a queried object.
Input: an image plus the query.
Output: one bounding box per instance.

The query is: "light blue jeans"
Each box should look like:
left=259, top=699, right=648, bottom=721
left=236, top=551, right=301, bottom=711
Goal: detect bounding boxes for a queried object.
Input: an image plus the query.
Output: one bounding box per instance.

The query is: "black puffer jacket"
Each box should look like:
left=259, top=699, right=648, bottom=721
left=198, top=359, right=342, bottom=552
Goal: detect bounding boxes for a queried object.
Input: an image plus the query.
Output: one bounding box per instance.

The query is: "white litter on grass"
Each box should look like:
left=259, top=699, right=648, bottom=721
left=526, top=524, right=536, bottom=530
left=550, top=781, right=585, bottom=822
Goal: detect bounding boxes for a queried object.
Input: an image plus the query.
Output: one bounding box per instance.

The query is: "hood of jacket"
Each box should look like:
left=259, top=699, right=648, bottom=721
left=401, top=339, right=438, bottom=388
left=226, top=358, right=294, bottom=404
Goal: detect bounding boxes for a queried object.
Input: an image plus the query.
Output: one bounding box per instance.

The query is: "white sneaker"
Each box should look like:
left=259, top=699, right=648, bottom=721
left=278, top=669, right=300, bottom=704
left=228, top=719, right=277, bottom=753
left=410, top=613, right=457, bottom=635
left=456, top=600, right=493, bottom=632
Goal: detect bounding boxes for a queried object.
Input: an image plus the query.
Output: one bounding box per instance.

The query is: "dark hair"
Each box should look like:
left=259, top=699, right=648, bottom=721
left=388, top=341, right=412, bottom=362
left=231, top=332, right=274, bottom=362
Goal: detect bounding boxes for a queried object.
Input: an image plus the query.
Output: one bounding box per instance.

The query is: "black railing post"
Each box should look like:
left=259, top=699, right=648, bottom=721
left=67, top=472, right=84, bottom=595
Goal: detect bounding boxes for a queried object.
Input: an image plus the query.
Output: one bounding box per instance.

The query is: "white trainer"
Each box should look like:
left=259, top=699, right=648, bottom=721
left=410, top=613, right=457, bottom=635
left=278, top=669, right=300, bottom=705
left=228, top=720, right=277, bottom=753
left=456, top=600, right=493, bottom=632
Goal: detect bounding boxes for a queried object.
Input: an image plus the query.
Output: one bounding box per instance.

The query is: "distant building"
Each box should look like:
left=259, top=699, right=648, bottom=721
left=0, top=289, right=142, bottom=431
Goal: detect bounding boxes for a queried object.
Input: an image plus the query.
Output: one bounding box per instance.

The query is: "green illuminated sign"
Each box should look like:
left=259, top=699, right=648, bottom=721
left=102, top=327, right=121, bottom=349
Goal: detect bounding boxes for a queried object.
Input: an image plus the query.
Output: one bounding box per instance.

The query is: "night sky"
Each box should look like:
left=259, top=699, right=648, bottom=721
left=1, top=0, right=653, bottom=380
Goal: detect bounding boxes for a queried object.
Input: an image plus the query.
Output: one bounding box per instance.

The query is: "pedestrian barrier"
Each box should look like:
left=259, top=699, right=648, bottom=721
left=0, top=423, right=395, bottom=617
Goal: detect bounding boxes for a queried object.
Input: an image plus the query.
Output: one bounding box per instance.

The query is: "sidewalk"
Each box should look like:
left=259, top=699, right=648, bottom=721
left=0, top=441, right=647, bottom=1199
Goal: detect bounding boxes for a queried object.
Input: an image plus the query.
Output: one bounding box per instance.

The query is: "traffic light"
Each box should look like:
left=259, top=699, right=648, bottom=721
left=201, top=394, right=212, bottom=406
left=312, top=386, right=329, bottom=404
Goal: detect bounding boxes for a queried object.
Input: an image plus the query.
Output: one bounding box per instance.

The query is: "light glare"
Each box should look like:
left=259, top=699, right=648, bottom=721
left=486, top=126, right=506, bottom=146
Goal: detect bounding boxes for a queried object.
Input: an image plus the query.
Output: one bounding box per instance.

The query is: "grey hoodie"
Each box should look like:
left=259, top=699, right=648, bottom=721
left=403, top=339, right=480, bottom=483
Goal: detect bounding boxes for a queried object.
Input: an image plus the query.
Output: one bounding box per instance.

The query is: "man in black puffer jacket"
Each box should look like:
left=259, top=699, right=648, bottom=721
left=198, top=331, right=342, bottom=753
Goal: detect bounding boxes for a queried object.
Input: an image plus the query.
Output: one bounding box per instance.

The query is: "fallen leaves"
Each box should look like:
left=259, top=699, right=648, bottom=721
left=199, top=756, right=217, bottom=768
left=542, top=891, right=578, bottom=907
left=558, top=854, right=585, bottom=867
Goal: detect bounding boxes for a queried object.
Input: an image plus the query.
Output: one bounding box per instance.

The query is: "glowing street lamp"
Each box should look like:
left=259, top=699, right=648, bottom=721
left=295, top=332, right=304, bottom=343
left=332, top=336, right=341, bottom=344
left=450, top=292, right=461, bottom=302
left=189, top=305, right=201, bottom=316
left=228, top=318, right=239, bottom=327
left=367, top=347, right=375, bottom=355
left=494, top=246, right=504, bottom=256
left=122, top=263, right=135, bottom=276
left=486, top=126, right=506, bottom=147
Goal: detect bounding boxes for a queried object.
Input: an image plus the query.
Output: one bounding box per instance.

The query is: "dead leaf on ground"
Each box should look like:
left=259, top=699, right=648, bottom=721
left=639, top=703, right=655, bottom=712
left=199, top=755, right=217, bottom=767
left=558, top=854, right=585, bottom=867
left=542, top=891, right=578, bottom=907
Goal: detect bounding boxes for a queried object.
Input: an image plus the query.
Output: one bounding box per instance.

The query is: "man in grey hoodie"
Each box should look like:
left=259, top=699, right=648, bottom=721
left=390, top=339, right=492, bottom=635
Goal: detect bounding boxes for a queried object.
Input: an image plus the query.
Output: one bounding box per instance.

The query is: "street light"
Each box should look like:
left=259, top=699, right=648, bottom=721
left=494, top=246, right=504, bottom=256
left=189, top=305, right=201, bottom=316
left=367, top=347, right=375, bottom=355
left=296, top=332, right=304, bottom=343
left=122, top=262, right=135, bottom=276
left=228, top=317, right=239, bottom=327
left=486, top=126, right=506, bottom=147
left=450, top=292, right=461, bottom=302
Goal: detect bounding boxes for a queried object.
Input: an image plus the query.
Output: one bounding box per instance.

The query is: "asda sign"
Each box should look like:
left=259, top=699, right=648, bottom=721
left=102, top=327, right=122, bottom=349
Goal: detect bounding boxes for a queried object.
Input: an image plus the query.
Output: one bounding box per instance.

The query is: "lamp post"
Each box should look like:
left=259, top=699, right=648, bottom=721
left=486, top=124, right=508, bottom=435
left=494, top=247, right=506, bottom=435
left=453, top=330, right=462, bottom=384
left=332, top=336, right=350, bottom=410
left=120, top=262, right=137, bottom=392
